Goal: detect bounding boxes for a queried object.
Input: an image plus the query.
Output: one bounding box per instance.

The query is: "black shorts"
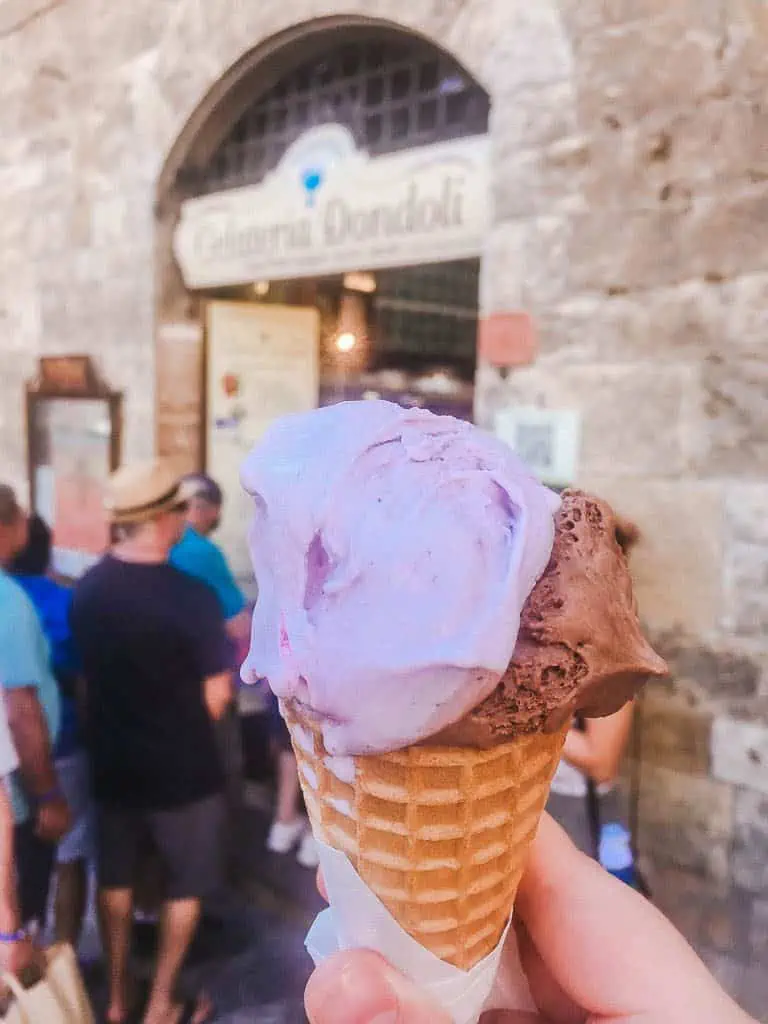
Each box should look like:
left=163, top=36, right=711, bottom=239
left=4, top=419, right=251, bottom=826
left=96, top=794, right=225, bottom=900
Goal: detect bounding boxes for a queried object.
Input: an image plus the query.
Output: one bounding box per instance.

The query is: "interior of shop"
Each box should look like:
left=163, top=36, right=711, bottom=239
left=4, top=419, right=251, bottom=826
left=202, top=256, right=479, bottom=422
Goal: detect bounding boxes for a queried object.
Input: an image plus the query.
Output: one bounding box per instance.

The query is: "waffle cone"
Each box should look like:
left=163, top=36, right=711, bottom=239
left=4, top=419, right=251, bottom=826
left=282, top=702, right=566, bottom=970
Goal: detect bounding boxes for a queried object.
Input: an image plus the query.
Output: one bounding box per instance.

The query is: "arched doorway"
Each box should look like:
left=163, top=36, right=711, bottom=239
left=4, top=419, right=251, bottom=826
left=155, top=18, right=490, bottom=578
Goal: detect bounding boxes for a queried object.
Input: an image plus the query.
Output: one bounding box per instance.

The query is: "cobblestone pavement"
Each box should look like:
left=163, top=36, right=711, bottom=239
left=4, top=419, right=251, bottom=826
left=76, top=802, right=766, bottom=1022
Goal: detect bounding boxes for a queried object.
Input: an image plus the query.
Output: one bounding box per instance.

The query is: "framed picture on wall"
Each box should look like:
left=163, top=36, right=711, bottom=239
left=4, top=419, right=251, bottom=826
left=26, top=356, right=122, bottom=580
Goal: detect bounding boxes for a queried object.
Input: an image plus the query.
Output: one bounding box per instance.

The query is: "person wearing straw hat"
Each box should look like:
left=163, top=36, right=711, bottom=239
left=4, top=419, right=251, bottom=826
left=71, top=460, right=233, bottom=1024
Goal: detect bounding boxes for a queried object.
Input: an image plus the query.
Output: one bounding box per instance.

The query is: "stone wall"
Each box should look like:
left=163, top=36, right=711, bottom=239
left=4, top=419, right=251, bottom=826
left=0, top=0, right=766, bottom=1012
left=475, top=1, right=768, bottom=1011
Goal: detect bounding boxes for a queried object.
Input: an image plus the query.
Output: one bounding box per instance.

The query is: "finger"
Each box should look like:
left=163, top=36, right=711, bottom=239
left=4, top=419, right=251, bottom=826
left=305, top=949, right=451, bottom=1024
left=316, top=868, right=328, bottom=902
left=515, top=815, right=745, bottom=1021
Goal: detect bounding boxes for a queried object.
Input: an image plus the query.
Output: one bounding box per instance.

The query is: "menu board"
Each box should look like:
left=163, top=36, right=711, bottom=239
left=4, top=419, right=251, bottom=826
left=206, top=300, right=319, bottom=580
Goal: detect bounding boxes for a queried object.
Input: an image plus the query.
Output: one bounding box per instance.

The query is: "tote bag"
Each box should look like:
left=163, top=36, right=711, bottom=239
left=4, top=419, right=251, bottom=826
left=1, top=944, right=94, bottom=1024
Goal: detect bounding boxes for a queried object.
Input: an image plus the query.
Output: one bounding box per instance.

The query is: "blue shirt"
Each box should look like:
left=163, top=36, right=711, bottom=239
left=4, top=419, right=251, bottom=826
left=0, top=570, right=61, bottom=824
left=15, top=575, right=81, bottom=759
left=170, top=527, right=246, bottom=621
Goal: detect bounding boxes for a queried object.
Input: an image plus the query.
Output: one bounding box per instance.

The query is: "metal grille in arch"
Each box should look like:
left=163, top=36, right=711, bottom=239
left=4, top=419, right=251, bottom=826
left=191, top=34, right=490, bottom=196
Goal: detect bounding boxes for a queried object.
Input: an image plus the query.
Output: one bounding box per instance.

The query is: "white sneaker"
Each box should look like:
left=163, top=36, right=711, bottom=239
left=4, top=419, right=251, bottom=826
left=267, top=818, right=305, bottom=853
left=297, top=830, right=320, bottom=868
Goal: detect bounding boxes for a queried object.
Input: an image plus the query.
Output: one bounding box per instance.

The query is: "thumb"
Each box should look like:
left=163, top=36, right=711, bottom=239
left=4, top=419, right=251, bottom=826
left=305, top=949, right=451, bottom=1024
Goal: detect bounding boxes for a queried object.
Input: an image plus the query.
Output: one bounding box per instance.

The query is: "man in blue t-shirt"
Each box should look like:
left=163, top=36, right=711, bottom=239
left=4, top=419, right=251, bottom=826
left=0, top=485, right=69, bottom=930
left=170, top=474, right=250, bottom=648
left=170, top=475, right=254, bottom=883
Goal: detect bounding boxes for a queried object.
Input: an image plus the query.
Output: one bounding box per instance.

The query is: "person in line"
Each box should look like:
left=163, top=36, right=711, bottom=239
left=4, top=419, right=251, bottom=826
left=11, top=513, right=93, bottom=947
left=546, top=705, right=634, bottom=856
left=171, top=474, right=318, bottom=868
left=546, top=513, right=642, bottom=859
left=170, top=474, right=250, bottom=648
left=0, top=687, right=38, bottom=979
left=71, top=461, right=233, bottom=1024
left=304, top=815, right=756, bottom=1024
left=0, top=485, right=69, bottom=934
left=170, top=473, right=253, bottom=880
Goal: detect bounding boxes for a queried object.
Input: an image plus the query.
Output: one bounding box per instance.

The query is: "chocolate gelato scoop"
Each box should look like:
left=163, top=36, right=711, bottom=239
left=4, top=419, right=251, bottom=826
left=429, top=490, right=668, bottom=748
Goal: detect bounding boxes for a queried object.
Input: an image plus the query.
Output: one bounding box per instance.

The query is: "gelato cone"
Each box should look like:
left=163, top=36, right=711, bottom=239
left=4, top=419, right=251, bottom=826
left=240, top=401, right=667, bottom=1000
left=284, top=700, right=566, bottom=969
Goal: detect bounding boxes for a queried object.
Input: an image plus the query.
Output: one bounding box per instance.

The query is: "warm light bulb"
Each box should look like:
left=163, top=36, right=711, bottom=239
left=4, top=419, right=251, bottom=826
left=335, top=331, right=357, bottom=353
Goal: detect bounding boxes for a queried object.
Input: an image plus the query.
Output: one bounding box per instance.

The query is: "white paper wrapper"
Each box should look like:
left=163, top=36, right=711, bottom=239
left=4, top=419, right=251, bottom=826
left=306, top=840, right=537, bottom=1024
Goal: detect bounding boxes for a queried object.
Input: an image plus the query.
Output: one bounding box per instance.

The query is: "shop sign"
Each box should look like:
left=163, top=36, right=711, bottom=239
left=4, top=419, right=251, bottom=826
left=174, top=125, right=490, bottom=288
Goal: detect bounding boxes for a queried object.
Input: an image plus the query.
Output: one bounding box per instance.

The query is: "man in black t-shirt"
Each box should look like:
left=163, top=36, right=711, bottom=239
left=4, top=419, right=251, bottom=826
left=71, top=460, right=233, bottom=1024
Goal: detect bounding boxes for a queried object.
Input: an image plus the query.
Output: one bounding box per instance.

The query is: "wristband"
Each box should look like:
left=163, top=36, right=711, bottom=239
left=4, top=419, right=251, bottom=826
left=0, top=929, right=26, bottom=944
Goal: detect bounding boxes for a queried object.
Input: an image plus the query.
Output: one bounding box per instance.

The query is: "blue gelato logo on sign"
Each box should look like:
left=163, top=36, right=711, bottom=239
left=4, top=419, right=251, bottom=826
left=301, top=167, right=324, bottom=206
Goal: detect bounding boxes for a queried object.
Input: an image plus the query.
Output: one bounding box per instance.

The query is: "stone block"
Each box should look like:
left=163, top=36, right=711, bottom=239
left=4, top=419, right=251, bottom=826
left=724, top=543, right=768, bottom=638
left=538, top=280, right=730, bottom=364
left=686, top=187, right=768, bottom=286
left=518, top=215, right=574, bottom=310
left=568, top=205, right=689, bottom=293
left=713, top=717, right=768, bottom=796
left=721, top=274, right=768, bottom=358
left=0, top=361, right=33, bottom=487
left=655, top=98, right=768, bottom=192
left=479, top=222, right=527, bottom=315
left=492, top=136, right=589, bottom=220
left=569, top=185, right=768, bottom=293
left=583, top=97, right=768, bottom=212
left=575, top=15, right=722, bottom=125
left=646, top=864, right=709, bottom=948
left=559, top=0, right=713, bottom=36
left=726, top=485, right=768, bottom=549
left=733, top=787, right=768, bottom=894
left=716, top=1, right=768, bottom=99
left=636, top=764, right=733, bottom=881
left=739, top=963, right=768, bottom=1023
left=698, top=354, right=768, bottom=476
left=482, top=3, right=574, bottom=91
left=500, top=363, right=699, bottom=478
left=490, top=81, right=579, bottom=152
left=0, top=265, right=42, bottom=353
left=750, top=898, right=768, bottom=965
left=85, top=0, right=168, bottom=65
left=0, top=0, right=62, bottom=35
left=572, top=478, right=725, bottom=635
left=637, top=688, right=712, bottom=775
left=481, top=216, right=573, bottom=314
left=651, top=635, right=761, bottom=704
left=696, top=951, right=745, bottom=1008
